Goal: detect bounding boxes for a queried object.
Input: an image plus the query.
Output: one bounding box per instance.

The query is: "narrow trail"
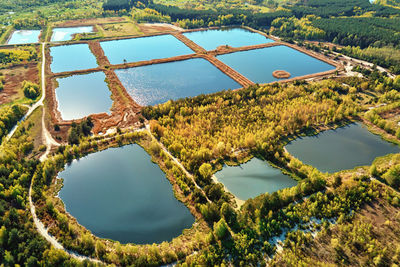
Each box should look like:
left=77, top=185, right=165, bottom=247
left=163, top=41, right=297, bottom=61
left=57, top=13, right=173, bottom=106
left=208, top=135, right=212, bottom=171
left=24, top=42, right=102, bottom=265
left=146, top=125, right=211, bottom=203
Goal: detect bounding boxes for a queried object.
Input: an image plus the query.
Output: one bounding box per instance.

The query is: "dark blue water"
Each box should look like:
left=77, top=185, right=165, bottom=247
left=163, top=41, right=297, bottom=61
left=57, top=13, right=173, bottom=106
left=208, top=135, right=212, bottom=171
left=217, top=45, right=335, bottom=84
left=58, top=144, right=195, bottom=244
left=115, top=58, right=241, bottom=106
left=286, top=123, right=400, bottom=173
left=183, top=28, right=274, bottom=51
left=215, top=158, right=297, bottom=200
left=51, top=26, right=93, bottom=42
left=55, top=72, right=112, bottom=120
left=50, top=44, right=98, bottom=73
left=8, top=30, right=41, bottom=44
left=101, top=34, right=194, bottom=64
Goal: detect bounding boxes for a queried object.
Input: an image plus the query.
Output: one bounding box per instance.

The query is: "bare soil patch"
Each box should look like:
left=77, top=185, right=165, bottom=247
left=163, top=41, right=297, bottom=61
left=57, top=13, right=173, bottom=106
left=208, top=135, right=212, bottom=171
left=0, top=63, right=39, bottom=105
left=54, top=17, right=126, bottom=27
left=380, top=107, right=400, bottom=120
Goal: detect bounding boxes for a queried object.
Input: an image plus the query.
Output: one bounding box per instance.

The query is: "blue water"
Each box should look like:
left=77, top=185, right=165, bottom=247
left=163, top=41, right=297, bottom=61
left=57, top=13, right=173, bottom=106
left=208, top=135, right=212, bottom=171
left=286, top=123, right=400, bottom=173
left=183, top=28, right=274, bottom=51
left=58, top=144, right=195, bottom=244
left=115, top=58, right=241, bottom=106
left=55, top=72, right=112, bottom=120
left=217, top=45, right=335, bottom=84
left=51, top=26, right=93, bottom=42
left=101, top=34, right=194, bottom=64
left=215, top=158, right=297, bottom=200
left=8, top=30, right=41, bottom=44
left=50, top=44, right=98, bottom=73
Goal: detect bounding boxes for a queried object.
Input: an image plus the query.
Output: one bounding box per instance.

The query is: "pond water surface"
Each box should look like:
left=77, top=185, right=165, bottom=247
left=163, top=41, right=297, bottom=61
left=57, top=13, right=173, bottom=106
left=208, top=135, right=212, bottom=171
left=50, top=44, right=98, bottom=73
left=55, top=72, right=112, bottom=120
left=58, top=144, right=195, bottom=244
left=183, top=28, right=273, bottom=51
left=285, top=122, right=400, bottom=173
left=101, top=34, right=194, bottom=64
left=8, top=30, right=41, bottom=44
left=51, top=26, right=93, bottom=42
left=215, top=158, right=297, bottom=200
left=115, top=58, right=241, bottom=106
left=217, top=45, right=335, bottom=84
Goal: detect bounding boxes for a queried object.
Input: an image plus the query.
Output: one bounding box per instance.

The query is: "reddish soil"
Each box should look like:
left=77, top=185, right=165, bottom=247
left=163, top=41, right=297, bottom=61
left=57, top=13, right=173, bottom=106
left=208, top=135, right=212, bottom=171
left=0, top=63, right=39, bottom=105
left=380, top=107, right=400, bottom=120
left=273, top=70, right=291, bottom=79
left=138, top=24, right=177, bottom=35
left=55, top=17, right=125, bottom=27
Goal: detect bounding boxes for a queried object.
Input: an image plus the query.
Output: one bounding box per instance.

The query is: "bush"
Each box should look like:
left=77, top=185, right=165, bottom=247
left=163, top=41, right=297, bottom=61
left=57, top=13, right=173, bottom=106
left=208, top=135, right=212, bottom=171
left=22, top=81, right=40, bottom=99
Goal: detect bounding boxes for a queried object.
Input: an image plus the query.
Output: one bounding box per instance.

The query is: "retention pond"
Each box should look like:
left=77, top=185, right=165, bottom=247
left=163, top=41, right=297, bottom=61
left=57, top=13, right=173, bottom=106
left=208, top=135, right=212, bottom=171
left=51, top=26, right=93, bottom=42
left=183, top=28, right=273, bottom=51
left=115, top=58, right=241, bottom=106
left=55, top=72, right=113, bottom=120
left=215, top=158, right=297, bottom=201
left=58, top=144, right=195, bottom=244
left=285, top=122, right=400, bottom=173
left=7, top=30, right=41, bottom=44
left=50, top=44, right=98, bottom=73
left=217, top=45, right=335, bottom=84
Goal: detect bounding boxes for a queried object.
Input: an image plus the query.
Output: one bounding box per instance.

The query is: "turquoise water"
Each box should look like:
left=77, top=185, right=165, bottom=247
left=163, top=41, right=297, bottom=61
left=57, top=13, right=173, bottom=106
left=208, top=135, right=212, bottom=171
left=51, top=26, right=93, bottom=42
left=8, top=30, right=41, bottom=44
left=101, top=34, right=194, bottom=64
left=215, top=158, right=297, bottom=200
left=50, top=44, right=98, bottom=73
left=115, top=58, right=241, bottom=106
left=55, top=72, right=112, bottom=120
left=217, top=45, right=335, bottom=84
left=286, top=123, right=400, bottom=173
left=58, top=144, right=195, bottom=244
left=183, top=28, right=274, bottom=51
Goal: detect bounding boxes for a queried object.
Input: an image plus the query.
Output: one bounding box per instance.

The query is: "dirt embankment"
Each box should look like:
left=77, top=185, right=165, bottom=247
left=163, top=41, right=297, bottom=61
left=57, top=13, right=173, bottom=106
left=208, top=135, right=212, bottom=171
left=273, top=70, right=291, bottom=79
left=54, top=17, right=126, bottom=28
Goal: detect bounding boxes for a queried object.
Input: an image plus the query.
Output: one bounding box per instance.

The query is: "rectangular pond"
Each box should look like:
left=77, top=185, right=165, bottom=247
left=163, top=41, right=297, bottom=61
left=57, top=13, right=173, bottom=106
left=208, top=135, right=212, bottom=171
left=7, top=30, right=41, bottom=44
left=58, top=144, right=195, bottom=244
left=115, top=58, right=241, bottom=106
left=215, top=158, right=297, bottom=201
left=183, top=28, right=274, bottom=51
left=55, top=72, right=112, bottom=120
left=50, top=44, right=98, bottom=73
left=51, top=26, right=93, bottom=42
left=285, top=122, right=400, bottom=173
left=217, top=45, right=336, bottom=84
left=101, top=34, right=194, bottom=65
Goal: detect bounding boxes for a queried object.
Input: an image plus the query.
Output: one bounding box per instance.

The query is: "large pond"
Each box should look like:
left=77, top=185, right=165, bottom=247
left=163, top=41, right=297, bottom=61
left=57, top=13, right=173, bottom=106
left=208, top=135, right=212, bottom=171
left=183, top=28, right=274, bottom=51
left=58, top=144, right=195, bottom=244
left=51, top=26, right=93, bottom=42
left=285, top=122, right=400, bottom=173
left=217, top=45, right=335, bottom=84
left=101, top=34, right=194, bottom=65
left=215, top=158, right=297, bottom=200
left=55, top=72, right=112, bottom=120
left=8, top=30, right=41, bottom=44
left=115, top=58, right=241, bottom=106
left=50, top=44, right=98, bottom=73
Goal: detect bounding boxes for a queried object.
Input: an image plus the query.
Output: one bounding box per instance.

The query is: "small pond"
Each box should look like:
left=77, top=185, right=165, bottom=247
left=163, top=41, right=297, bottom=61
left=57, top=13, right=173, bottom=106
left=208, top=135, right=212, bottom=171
left=58, top=144, right=195, bottom=244
left=55, top=72, right=112, bottom=120
left=115, top=58, right=241, bottom=106
left=285, top=122, right=400, bottom=173
left=183, top=28, right=273, bottom=51
left=51, top=26, right=93, bottom=42
left=215, top=158, right=297, bottom=200
left=7, top=30, right=41, bottom=44
left=217, top=45, right=335, bottom=84
left=50, top=44, right=98, bottom=73
left=101, top=34, right=194, bottom=65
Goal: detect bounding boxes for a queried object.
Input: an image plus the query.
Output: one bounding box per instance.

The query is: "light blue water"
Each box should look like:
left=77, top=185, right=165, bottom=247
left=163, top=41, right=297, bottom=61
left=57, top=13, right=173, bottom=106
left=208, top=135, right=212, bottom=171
left=58, top=144, right=195, bottom=244
left=50, top=44, right=98, bottom=73
left=286, top=122, right=400, bottom=173
left=101, top=34, right=194, bottom=64
left=51, top=26, right=93, bottom=42
left=55, top=72, right=112, bottom=120
left=115, top=58, right=241, bottom=106
left=7, top=30, right=41, bottom=44
left=215, top=158, right=297, bottom=200
left=183, top=28, right=274, bottom=51
left=217, top=45, right=335, bottom=84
